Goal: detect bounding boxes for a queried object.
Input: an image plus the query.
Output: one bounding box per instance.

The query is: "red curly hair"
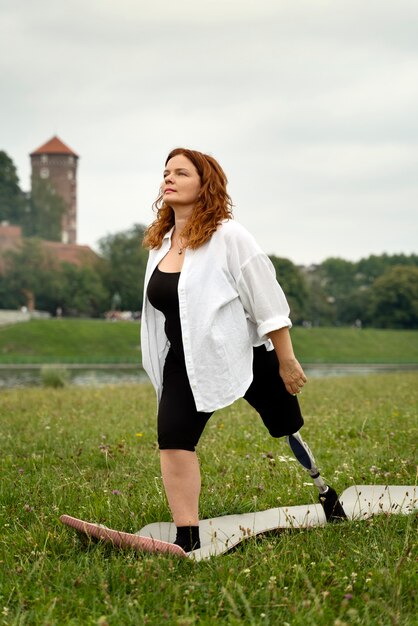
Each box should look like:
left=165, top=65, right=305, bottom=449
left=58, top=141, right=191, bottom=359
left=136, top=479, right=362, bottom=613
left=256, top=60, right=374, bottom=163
left=143, top=148, right=233, bottom=250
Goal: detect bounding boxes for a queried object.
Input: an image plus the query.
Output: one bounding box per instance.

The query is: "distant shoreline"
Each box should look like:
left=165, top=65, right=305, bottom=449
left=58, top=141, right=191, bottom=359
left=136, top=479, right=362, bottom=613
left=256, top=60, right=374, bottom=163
left=1, top=362, right=417, bottom=370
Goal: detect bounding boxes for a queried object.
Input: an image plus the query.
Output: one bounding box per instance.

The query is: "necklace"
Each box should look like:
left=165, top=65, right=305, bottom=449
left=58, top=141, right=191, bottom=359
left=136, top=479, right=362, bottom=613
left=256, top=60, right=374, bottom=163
left=173, top=227, right=186, bottom=255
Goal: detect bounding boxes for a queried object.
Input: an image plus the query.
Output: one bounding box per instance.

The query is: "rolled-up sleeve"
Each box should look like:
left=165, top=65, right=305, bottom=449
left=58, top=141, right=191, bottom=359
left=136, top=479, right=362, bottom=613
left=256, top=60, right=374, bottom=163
left=236, top=253, right=292, bottom=340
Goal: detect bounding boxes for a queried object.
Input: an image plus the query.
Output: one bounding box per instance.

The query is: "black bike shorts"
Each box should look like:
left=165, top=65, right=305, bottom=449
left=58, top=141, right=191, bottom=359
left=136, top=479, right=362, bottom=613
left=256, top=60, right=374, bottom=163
left=158, top=344, right=304, bottom=451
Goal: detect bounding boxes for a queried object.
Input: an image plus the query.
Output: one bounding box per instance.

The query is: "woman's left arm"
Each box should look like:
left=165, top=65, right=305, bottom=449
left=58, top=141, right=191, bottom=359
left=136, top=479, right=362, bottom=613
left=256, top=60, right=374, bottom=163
left=267, top=327, right=307, bottom=395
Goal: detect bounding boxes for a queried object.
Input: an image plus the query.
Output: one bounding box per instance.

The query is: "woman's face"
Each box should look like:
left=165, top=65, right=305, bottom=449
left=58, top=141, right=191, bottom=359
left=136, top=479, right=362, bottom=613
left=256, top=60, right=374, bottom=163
left=162, top=154, right=201, bottom=210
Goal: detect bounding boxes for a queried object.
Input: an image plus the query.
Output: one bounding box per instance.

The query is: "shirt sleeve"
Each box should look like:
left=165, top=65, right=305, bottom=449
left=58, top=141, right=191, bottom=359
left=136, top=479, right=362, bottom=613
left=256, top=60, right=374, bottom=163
left=236, top=253, right=292, bottom=341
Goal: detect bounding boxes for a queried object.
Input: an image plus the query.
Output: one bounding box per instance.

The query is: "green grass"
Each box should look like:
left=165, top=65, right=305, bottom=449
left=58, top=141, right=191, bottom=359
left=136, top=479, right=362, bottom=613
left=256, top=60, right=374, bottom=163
left=291, top=327, right=418, bottom=364
left=0, top=319, right=141, bottom=364
left=0, top=374, right=417, bottom=625
left=1, top=320, right=418, bottom=365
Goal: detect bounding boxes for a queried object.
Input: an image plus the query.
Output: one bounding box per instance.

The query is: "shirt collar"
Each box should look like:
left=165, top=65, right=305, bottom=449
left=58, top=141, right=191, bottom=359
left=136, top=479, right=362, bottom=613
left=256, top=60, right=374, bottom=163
left=163, top=227, right=175, bottom=241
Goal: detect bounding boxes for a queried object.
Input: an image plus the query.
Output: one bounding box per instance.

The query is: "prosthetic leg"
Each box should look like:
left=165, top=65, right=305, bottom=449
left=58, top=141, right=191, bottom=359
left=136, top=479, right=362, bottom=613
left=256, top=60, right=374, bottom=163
left=286, top=431, right=346, bottom=521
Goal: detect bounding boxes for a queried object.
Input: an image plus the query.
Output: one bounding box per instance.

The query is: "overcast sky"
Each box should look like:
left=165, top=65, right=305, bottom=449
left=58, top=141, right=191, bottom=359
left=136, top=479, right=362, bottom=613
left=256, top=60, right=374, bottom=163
left=1, top=0, right=417, bottom=265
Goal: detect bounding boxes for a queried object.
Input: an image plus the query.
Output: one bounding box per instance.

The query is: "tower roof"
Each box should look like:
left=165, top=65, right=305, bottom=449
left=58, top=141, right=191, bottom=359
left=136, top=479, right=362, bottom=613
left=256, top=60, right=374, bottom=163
left=30, top=136, right=78, bottom=157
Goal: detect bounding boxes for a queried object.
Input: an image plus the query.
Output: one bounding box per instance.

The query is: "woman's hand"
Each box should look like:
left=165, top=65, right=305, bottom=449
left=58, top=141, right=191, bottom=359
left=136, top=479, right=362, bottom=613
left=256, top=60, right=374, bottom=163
left=267, top=327, right=307, bottom=396
left=278, top=357, right=307, bottom=395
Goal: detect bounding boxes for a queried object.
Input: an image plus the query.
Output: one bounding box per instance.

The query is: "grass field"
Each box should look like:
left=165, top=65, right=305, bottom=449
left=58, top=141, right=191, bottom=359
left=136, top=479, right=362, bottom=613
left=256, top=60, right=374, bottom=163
left=0, top=320, right=141, bottom=364
left=0, top=319, right=418, bottom=364
left=291, top=327, right=418, bottom=364
left=0, top=373, right=417, bottom=625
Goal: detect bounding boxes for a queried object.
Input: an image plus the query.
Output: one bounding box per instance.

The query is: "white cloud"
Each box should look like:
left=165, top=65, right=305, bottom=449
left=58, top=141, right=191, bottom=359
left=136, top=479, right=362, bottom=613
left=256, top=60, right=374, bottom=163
left=1, top=0, right=417, bottom=264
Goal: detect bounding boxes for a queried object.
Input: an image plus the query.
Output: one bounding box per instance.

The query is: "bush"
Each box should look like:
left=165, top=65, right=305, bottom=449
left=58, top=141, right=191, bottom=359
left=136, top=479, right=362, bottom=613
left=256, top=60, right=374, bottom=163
left=40, top=366, right=69, bottom=388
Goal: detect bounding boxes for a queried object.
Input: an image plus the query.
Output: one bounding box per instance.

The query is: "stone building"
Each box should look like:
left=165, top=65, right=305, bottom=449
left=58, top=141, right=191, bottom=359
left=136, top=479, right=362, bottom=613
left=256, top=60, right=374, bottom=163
left=0, top=223, right=98, bottom=311
left=0, top=223, right=97, bottom=275
left=30, top=136, right=78, bottom=244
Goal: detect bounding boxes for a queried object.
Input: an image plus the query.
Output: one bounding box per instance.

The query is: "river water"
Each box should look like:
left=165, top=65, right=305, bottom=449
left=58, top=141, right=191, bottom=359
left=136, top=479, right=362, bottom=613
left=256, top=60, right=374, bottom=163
left=0, top=363, right=416, bottom=389
left=0, top=366, right=147, bottom=389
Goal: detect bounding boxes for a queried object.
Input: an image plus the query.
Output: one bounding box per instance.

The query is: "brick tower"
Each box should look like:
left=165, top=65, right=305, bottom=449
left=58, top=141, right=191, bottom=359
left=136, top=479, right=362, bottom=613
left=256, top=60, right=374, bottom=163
left=30, top=136, right=79, bottom=244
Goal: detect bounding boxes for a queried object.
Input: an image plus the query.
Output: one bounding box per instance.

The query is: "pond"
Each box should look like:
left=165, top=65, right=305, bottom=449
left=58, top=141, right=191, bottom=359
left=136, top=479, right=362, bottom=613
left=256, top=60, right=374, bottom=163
left=0, top=363, right=416, bottom=389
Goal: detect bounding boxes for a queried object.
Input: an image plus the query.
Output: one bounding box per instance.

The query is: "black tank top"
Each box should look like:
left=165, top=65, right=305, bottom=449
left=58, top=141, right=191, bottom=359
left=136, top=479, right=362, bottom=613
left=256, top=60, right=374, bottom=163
left=147, top=266, right=184, bottom=361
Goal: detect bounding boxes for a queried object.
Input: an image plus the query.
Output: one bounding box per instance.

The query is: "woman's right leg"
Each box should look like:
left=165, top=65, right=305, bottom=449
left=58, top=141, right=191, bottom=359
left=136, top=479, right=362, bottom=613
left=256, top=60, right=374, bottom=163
left=160, top=449, right=201, bottom=527
left=158, top=350, right=212, bottom=550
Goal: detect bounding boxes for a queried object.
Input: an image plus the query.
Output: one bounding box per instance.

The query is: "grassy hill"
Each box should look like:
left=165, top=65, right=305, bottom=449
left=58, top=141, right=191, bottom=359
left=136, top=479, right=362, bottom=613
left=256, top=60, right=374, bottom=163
left=291, top=326, right=418, bottom=364
left=0, top=319, right=417, bottom=364
left=0, top=319, right=140, bottom=364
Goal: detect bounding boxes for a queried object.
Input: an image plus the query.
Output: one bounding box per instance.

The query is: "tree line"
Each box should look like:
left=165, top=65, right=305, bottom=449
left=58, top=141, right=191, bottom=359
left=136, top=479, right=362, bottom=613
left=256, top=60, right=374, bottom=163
left=0, top=225, right=148, bottom=318
left=1, top=224, right=416, bottom=328
left=1, top=149, right=417, bottom=327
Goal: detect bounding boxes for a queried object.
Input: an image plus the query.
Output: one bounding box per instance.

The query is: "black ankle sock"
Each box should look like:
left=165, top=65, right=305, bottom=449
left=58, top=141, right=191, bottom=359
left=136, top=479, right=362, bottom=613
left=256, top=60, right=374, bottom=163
left=174, top=526, right=200, bottom=552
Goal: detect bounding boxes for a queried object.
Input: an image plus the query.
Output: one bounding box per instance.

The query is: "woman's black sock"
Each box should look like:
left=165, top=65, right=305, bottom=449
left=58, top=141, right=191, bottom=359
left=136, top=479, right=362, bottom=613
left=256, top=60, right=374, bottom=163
left=174, top=525, right=200, bottom=552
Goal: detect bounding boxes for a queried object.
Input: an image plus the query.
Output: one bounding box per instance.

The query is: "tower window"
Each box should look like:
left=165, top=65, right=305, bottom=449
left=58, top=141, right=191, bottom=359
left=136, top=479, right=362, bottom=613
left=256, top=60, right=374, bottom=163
left=68, top=170, right=73, bottom=180
left=40, top=168, right=49, bottom=179
left=41, top=155, right=48, bottom=164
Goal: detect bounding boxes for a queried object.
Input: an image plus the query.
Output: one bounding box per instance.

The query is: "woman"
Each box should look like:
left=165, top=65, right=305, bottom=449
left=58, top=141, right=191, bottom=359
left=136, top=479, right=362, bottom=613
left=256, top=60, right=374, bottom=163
left=141, top=148, right=345, bottom=553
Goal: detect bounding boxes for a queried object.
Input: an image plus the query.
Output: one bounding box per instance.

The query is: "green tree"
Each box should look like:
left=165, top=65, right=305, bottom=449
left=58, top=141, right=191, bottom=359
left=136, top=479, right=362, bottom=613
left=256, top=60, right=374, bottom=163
left=56, top=263, right=109, bottom=317
left=1, top=239, right=60, bottom=310
left=367, top=265, right=418, bottom=329
left=24, top=178, right=66, bottom=241
left=320, top=258, right=357, bottom=298
left=302, top=267, right=336, bottom=327
left=2, top=239, right=108, bottom=316
left=98, top=224, right=148, bottom=311
left=269, top=256, right=309, bottom=323
left=356, top=253, right=418, bottom=287
left=0, top=274, right=16, bottom=309
left=0, top=151, right=26, bottom=224
left=317, top=257, right=364, bottom=325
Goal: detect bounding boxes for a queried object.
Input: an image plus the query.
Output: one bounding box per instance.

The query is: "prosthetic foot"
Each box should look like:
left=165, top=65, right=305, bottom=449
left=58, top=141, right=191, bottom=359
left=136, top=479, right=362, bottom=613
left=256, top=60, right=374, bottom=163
left=285, top=431, right=347, bottom=521
left=319, top=486, right=347, bottom=521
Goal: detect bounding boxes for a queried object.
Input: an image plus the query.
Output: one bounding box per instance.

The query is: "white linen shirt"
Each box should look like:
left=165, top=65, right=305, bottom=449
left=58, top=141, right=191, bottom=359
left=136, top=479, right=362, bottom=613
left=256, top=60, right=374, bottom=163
left=140, top=219, right=292, bottom=412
